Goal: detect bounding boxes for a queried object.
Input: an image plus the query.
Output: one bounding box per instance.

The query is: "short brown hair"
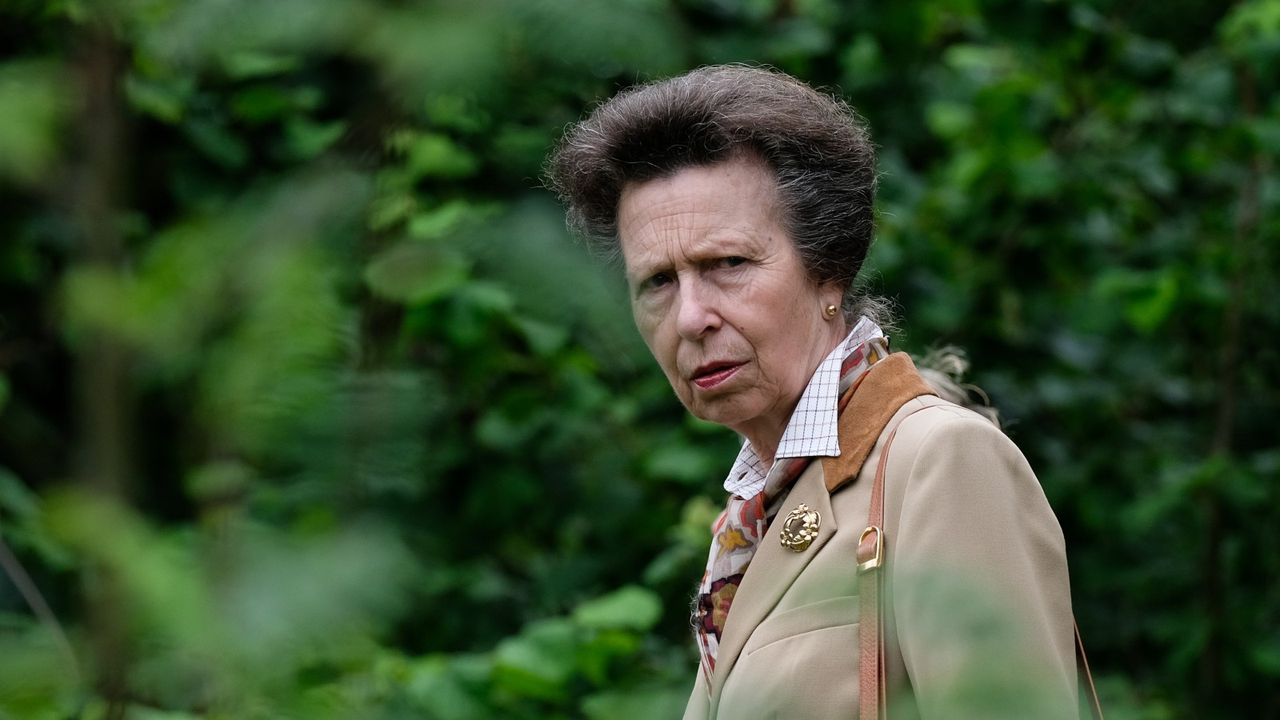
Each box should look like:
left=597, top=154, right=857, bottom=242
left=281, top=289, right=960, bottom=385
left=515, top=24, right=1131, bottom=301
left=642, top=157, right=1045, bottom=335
left=545, top=64, right=879, bottom=314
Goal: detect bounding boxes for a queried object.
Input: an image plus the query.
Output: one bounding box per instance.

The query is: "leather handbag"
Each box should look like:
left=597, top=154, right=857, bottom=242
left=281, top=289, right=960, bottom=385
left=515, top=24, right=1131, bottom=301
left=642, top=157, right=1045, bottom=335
left=855, top=410, right=1105, bottom=720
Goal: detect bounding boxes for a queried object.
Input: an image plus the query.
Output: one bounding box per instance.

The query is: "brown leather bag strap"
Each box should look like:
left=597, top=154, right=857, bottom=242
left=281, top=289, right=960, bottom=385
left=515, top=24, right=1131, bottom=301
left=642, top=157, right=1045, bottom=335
left=856, top=407, right=924, bottom=720
left=1076, top=621, right=1105, bottom=720
left=856, top=405, right=1105, bottom=720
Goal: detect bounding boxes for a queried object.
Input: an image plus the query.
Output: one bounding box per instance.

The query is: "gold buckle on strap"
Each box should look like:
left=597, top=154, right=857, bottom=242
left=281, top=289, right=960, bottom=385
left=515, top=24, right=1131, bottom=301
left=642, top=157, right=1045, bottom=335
left=857, top=526, right=883, bottom=574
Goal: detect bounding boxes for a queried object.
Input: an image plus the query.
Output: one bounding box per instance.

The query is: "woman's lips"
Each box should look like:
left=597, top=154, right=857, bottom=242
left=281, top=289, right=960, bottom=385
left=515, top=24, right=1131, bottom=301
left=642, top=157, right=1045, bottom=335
left=692, top=362, right=744, bottom=389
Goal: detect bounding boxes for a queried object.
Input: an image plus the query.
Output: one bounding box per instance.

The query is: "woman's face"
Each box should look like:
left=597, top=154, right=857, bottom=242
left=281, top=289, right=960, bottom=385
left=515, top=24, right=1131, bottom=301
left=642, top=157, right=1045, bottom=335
left=618, top=155, right=847, bottom=453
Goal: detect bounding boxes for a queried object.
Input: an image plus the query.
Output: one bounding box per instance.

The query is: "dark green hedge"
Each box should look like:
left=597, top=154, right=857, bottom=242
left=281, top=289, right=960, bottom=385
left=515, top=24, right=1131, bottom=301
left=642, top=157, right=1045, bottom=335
left=1, top=1, right=1276, bottom=718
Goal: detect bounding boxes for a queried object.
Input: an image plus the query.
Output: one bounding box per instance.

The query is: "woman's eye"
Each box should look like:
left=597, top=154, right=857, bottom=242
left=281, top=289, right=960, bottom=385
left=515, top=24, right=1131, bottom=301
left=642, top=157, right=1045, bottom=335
left=720, top=256, right=747, bottom=268
left=645, top=272, right=673, bottom=289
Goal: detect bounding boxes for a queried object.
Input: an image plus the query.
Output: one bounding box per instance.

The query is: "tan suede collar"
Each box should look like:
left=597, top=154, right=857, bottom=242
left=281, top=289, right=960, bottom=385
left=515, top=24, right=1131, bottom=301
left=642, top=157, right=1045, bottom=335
left=820, top=352, right=936, bottom=493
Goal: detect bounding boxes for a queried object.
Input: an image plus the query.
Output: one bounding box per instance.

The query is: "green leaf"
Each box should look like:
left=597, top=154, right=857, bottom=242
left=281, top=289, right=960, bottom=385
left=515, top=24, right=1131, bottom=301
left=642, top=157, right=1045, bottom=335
left=404, top=656, right=492, bottom=720
left=404, top=133, right=479, bottom=180
left=0, top=60, right=71, bottom=186
left=184, top=461, right=252, bottom=503
left=284, top=117, right=346, bottom=159
left=1126, top=272, right=1180, bottom=334
left=943, top=44, right=1017, bottom=86
left=582, top=687, right=690, bottom=720
left=577, top=627, right=643, bottom=684
left=643, top=442, right=718, bottom=484
left=573, top=585, right=662, bottom=631
left=364, top=241, right=470, bottom=305
left=220, top=51, right=301, bottom=79
left=0, top=617, right=81, bottom=720
left=184, top=116, right=250, bottom=169
left=839, top=34, right=885, bottom=90
left=489, top=125, right=552, bottom=181
left=424, top=93, right=489, bottom=134
left=925, top=101, right=975, bottom=140
left=230, top=84, right=297, bottom=123
left=493, top=618, right=579, bottom=700
left=510, top=315, right=569, bottom=357
left=124, top=72, right=193, bottom=123
left=368, top=192, right=417, bottom=232
left=0, top=468, right=39, bottom=519
left=406, top=199, right=475, bottom=240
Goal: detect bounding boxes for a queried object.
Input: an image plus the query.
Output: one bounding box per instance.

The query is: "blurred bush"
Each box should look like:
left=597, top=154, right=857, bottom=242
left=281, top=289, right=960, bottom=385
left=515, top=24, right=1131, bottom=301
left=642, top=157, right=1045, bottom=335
left=0, top=0, right=1276, bottom=718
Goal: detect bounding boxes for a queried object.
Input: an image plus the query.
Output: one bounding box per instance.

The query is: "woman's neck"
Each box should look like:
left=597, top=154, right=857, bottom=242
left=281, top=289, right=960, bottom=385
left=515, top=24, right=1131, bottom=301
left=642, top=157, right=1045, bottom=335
left=739, top=318, right=850, bottom=468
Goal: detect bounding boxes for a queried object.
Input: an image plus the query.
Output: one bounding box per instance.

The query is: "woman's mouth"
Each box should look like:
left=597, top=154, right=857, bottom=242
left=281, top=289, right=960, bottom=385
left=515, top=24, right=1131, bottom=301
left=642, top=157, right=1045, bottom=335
left=692, top=362, right=744, bottom=389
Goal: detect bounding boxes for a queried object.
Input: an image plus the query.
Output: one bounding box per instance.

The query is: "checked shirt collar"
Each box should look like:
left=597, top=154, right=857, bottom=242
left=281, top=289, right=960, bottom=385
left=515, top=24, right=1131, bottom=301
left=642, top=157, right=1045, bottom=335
left=722, top=315, right=886, bottom=499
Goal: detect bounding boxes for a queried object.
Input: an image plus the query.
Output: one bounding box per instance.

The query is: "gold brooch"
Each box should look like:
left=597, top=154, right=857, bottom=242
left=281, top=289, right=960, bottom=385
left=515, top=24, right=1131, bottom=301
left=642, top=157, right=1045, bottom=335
left=779, top=503, right=821, bottom=552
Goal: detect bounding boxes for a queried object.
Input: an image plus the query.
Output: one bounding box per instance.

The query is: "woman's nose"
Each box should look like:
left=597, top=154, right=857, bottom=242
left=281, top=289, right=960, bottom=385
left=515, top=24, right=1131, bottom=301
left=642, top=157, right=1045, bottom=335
left=674, top=279, right=722, bottom=340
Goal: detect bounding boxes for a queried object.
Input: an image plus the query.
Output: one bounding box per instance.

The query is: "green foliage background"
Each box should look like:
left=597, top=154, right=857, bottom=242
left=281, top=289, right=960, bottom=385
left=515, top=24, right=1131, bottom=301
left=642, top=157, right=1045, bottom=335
left=0, top=0, right=1277, bottom=718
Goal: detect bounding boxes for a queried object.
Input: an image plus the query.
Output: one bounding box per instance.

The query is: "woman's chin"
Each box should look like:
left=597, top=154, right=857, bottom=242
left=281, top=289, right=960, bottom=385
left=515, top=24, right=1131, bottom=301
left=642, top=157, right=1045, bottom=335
left=685, top=395, right=763, bottom=433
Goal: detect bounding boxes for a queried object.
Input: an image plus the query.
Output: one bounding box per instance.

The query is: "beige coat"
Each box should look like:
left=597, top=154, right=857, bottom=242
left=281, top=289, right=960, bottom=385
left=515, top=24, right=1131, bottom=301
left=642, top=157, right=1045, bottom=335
left=683, top=355, right=1078, bottom=719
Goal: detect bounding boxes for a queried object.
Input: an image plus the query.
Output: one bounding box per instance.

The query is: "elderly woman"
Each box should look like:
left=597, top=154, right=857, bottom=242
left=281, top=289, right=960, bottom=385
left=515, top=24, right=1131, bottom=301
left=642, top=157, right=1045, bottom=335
left=547, top=66, right=1085, bottom=719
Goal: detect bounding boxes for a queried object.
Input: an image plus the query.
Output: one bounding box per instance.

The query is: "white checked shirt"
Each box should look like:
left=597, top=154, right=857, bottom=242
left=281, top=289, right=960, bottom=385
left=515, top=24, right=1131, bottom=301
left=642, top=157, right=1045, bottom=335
left=722, top=316, right=886, bottom=500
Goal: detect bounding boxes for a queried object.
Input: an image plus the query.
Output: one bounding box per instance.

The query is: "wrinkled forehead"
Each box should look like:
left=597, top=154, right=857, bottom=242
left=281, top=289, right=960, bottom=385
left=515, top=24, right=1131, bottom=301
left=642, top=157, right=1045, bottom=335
left=616, top=157, right=785, bottom=265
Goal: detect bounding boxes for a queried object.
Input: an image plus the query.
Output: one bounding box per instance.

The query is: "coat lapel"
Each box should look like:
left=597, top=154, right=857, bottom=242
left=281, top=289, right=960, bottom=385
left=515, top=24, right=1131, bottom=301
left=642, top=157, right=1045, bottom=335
left=824, top=352, right=936, bottom=493
left=709, top=459, right=836, bottom=697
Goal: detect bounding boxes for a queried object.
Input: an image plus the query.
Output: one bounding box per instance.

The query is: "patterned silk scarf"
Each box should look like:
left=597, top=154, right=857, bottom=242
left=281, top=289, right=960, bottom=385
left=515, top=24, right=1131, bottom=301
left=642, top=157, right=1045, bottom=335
left=692, top=327, right=889, bottom=686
